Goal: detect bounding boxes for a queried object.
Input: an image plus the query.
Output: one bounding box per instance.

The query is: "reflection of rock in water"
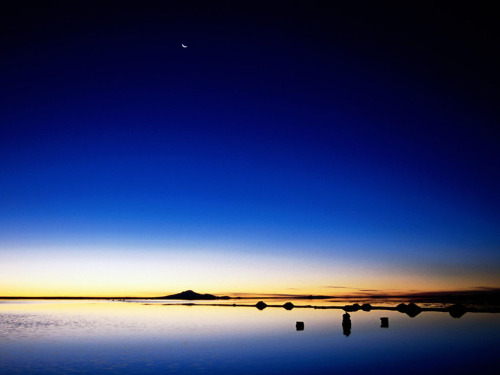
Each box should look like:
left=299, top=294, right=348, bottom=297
left=396, top=302, right=422, bottom=317
left=283, top=302, right=294, bottom=310
left=342, top=313, right=352, bottom=337
left=296, top=321, right=304, bottom=331
left=380, top=317, right=389, bottom=328
left=446, top=304, right=468, bottom=318
left=255, top=301, right=267, bottom=310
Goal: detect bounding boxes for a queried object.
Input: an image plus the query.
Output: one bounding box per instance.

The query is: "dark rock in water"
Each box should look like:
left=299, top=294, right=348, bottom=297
left=342, top=312, right=352, bottom=337
left=256, top=301, right=267, bottom=310
left=361, top=303, right=372, bottom=311
left=395, top=302, right=421, bottom=317
left=380, top=317, right=389, bottom=328
left=283, top=302, right=295, bottom=310
left=405, top=302, right=422, bottom=317
left=446, top=304, right=468, bottom=318
left=296, top=321, right=304, bottom=331
left=343, top=303, right=361, bottom=312
left=396, top=303, right=408, bottom=312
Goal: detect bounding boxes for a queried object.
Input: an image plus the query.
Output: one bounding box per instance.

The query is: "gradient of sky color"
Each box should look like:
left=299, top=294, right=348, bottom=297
left=1, top=1, right=499, bottom=296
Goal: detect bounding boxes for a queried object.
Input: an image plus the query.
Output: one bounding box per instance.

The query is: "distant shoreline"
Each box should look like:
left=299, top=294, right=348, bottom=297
left=1, top=287, right=499, bottom=304
left=1, top=291, right=498, bottom=305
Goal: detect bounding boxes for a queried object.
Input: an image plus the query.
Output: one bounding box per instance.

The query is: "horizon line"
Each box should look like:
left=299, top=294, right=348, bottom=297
left=1, top=287, right=499, bottom=300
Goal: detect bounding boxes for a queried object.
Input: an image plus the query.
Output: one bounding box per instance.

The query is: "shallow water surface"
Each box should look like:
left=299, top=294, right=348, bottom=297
left=0, top=300, right=498, bottom=374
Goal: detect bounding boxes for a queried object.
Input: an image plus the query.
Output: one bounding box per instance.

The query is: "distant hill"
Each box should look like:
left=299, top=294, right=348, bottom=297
left=159, top=290, right=229, bottom=300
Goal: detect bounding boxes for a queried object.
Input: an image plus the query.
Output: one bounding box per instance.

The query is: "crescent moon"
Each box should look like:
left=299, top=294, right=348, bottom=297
left=181, top=44, right=188, bottom=48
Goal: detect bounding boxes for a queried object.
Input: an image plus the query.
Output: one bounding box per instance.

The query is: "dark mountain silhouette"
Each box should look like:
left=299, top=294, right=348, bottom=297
left=159, top=290, right=229, bottom=300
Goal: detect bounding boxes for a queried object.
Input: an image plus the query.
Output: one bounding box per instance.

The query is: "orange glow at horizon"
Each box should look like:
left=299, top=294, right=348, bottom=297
left=1, top=245, right=499, bottom=298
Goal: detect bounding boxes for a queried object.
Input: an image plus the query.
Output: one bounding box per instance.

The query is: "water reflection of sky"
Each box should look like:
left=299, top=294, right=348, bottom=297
left=1, top=301, right=498, bottom=374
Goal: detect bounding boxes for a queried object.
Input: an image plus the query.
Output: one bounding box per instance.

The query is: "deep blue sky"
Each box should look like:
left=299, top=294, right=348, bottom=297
left=1, top=1, right=499, bottom=295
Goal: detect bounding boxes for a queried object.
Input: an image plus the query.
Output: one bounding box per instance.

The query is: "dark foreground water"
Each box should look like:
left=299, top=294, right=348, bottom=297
left=1, top=300, right=499, bottom=374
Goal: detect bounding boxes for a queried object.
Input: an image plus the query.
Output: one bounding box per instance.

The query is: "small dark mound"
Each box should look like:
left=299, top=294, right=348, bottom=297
left=283, top=302, right=295, bottom=310
left=256, top=301, right=267, bottom=310
left=396, top=303, right=408, bottom=312
left=396, top=302, right=422, bottom=317
left=343, top=303, right=361, bottom=312
left=446, top=304, right=468, bottom=318
left=361, top=303, right=372, bottom=311
left=406, top=302, right=422, bottom=317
